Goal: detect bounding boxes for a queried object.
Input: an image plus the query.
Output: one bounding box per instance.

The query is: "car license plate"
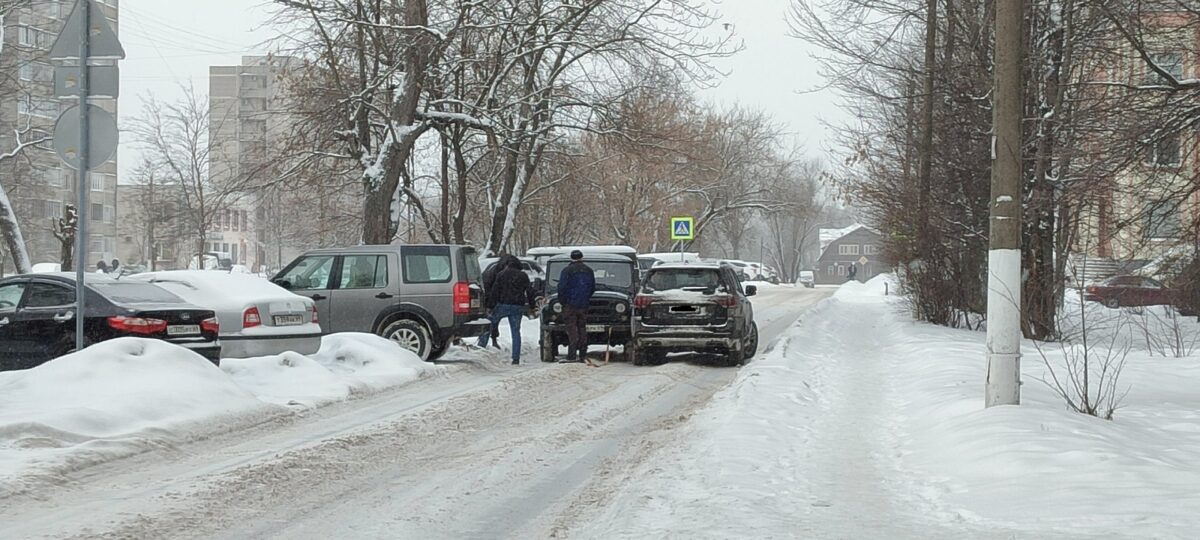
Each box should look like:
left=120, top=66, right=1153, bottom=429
left=273, top=314, right=305, bottom=326
left=167, top=324, right=200, bottom=336
left=586, top=324, right=607, bottom=332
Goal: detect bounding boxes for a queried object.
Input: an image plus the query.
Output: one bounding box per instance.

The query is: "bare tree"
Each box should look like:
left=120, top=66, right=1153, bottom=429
left=0, top=0, right=46, bottom=274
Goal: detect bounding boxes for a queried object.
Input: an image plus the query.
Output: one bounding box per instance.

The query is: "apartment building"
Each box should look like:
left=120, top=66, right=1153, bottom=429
left=208, top=55, right=298, bottom=272
left=0, top=0, right=119, bottom=272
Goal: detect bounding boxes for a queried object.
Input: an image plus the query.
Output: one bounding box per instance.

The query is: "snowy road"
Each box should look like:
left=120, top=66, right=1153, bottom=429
left=1, top=285, right=830, bottom=539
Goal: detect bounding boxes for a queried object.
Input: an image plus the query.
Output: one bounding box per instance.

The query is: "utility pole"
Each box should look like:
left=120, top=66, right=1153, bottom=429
left=71, top=0, right=91, bottom=352
left=985, top=0, right=1024, bottom=407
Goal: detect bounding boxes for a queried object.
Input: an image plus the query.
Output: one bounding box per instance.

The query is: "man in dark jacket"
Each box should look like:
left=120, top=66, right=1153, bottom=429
left=478, top=254, right=514, bottom=349
left=479, top=256, right=536, bottom=364
left=556, top=250, right=596, bottom=363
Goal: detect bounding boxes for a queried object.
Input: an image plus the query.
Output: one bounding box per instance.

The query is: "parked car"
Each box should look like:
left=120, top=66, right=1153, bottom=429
left=630, top=262, right=759, bottom=367
left=481, top=256, right=546, bottom=286
left=1083, top=275, right=1175, bottom=308
left=0, top=273, right=220, bottom=371
left=721, top=260, right=751, bottom=281
left=131, top=271, right=321, bottom=358
left=798, top=270, right=816, bottom=288
left=526, top=245, right=638, bottom=268
left=271, top=245, right=488, bottom=361
left=539, top=253, right=638, bottom=363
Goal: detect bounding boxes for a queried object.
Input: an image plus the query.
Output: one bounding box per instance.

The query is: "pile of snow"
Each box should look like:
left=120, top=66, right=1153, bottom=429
left=581, top=274, right=1200, bottom=538
left=1, top=333, right=449, bottom=496
left=222, top=333, right=444, bottom=407
left=0, top=339, right=284, bottom=497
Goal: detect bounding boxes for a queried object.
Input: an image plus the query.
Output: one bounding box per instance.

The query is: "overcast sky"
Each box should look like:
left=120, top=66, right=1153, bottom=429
left=116, top=0, right=843, bottom=181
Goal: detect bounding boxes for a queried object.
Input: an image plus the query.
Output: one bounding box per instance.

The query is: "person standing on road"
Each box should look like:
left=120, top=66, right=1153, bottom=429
left=556, top=250, right=595, bottom=363
left=478, top=254, right=514, bottom=350
left=479, top=256, right=537, bottom=364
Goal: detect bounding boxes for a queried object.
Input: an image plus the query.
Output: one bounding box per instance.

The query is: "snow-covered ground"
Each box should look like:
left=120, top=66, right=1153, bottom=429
left=579, top=275, right=1200, bottom=539
left=0, top=333, right=447, bottom=497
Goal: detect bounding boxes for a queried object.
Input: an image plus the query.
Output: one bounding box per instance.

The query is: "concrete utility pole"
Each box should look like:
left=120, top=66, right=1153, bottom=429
left=985, top=0, right=1024, bottom=407
left=72, top=0, right=91, bottom=352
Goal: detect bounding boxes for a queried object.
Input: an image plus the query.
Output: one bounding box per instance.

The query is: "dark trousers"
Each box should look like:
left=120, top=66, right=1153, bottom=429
left=562, top=306, right=588, bottom=359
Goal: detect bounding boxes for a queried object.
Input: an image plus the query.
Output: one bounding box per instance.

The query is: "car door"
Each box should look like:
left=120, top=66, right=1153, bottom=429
left=725, top=268, right=753, bottom=334
left=15, top=280, right=78, bottom=364
left=275, top=254, right=337, bottom=332
left=329, top=253, right=396, bottom=333
left=400, top=246, right=456, bottom=328
left=1142, top=278, right=1168, bottom=306
left=0, top=280, right=28, bottom=370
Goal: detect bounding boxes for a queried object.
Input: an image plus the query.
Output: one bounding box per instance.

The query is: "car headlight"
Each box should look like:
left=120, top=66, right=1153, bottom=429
left=552, top=302, right=563, bottom=313
left=615, top=303, right=627, bottom=314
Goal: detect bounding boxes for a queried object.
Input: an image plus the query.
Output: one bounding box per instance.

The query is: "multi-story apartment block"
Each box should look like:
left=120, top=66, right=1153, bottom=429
left=208, top=55, right=299, bottom=272
left=0, top=0, right=119, bottom=273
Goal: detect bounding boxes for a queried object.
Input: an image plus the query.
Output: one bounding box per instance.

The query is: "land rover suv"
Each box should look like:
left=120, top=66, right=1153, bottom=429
left=539, top=253, right=638, bottom=363
left=273, top=245, right=488, bottom=361
left=630, top=262, right=759, bottom=367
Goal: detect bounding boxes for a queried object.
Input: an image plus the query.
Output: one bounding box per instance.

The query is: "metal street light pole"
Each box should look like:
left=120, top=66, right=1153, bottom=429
left=985, top=0, right=1024, bottom=407
left=73, top=0, right=91, bottom=351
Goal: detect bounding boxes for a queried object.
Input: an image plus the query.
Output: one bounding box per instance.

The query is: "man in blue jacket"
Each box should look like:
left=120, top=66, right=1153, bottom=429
left=557, top=250, right=595, bottom=363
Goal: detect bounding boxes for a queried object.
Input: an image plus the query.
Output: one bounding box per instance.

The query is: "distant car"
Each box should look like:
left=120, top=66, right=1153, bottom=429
left=798, top=270, right=815, bottom=288
left=132, top=271, right=321, bottom=358
left=0, top=273, right=220, bottom=371
left=721, top=260, right=750, bottom=281
left=539, top=253, right=638, bottom=363
left=272, top=245, right=488, bottom=361
left=631, top=262, right=758, bottom=367
left=1084, top=275, right=1175, bottom=308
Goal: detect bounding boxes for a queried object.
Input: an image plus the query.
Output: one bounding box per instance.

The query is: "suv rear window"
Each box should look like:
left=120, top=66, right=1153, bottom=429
left=93, top=282, right=185, bottom=304
left=644, top=268, right=724, bottom=292
left=460, top=248, right=482, bottom=283
left=403, top=246, right=453, bottom=283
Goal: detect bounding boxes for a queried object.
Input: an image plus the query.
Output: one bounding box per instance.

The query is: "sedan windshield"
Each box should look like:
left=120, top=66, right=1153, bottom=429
left=92, top=282, right=185, bottom=304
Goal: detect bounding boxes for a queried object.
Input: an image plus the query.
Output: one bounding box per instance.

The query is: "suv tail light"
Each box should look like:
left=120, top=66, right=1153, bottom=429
left=715, top=295, right=737, bottom=308
left=453, top=281, right=472, bottom=315
left=201, top=317, right=220, bottom=334
left=311, top=304, right=319, bottom=324
left=243, top=307, right=262, bottom=328
left=108, top=316, right=168, bottom=335
left=633, top=295, right=654, bottom=309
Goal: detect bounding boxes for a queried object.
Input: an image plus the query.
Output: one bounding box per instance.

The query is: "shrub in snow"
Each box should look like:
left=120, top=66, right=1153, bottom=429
left=1033, top=290, right=1131, bottom=420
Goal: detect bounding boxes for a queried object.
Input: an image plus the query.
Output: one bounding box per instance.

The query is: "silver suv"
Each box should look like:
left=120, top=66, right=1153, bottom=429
left=273, top=245, right=488, bottom=361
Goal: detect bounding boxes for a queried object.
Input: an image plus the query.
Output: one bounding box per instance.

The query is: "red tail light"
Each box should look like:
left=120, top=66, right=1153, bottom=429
left=311, top=304, right=319, bottom=324
left=201, top=317, right=220, bottom=334
left=108, top=316, right=168, bottom=335
left=1085, top=285, right=1097, bottom=294
left=633, top=295, right=654, bottom=309
left=453, top=281, right=472, bottom=314
left=715, top=295, right=737, bottom=308
left=243, top=307, right=262, bottom=328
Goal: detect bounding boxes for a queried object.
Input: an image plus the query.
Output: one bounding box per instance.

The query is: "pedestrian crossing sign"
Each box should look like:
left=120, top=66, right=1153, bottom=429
left=670, top=217, right=695, bottom=241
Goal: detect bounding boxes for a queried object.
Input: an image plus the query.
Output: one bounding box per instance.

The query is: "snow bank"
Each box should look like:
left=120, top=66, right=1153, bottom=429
left=0, top=339, right=284, bottom=497
left=584, top=275, right=1200, bottom=538
left=222, top=333, right=445, bottom=407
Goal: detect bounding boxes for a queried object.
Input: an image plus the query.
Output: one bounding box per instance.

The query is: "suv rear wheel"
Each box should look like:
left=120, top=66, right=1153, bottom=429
left=381, top=319, right=432, bottom=361
left=744, top=322, right=759, bottom=359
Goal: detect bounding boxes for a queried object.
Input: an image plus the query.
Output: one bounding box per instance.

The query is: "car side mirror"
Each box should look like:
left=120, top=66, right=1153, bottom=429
left=745, top=285, right=757, bottom=297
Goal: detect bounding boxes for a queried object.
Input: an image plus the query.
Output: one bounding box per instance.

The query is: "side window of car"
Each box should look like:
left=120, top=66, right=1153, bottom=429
left=402, top=246, right=453, bottom=283
left=0, top=282, right=26, bottom=310
left=24, top=282, right=75, bottom=308
left=280, top=256, right=335, bottom=290
left=339, top=255, right=388, bottom=289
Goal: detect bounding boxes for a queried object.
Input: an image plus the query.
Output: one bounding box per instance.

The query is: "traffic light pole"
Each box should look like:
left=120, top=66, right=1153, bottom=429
left=73, top=0, right=90, bottom=351
left=985, top=0, right=1023, bottom=407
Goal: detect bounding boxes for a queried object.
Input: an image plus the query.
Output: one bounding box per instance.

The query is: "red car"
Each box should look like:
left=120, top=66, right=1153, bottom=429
left=1084, top=275, right=1175, bottom=308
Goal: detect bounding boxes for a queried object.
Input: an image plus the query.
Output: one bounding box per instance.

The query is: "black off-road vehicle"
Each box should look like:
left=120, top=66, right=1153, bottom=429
left=539, top=253, right=638, bottom=362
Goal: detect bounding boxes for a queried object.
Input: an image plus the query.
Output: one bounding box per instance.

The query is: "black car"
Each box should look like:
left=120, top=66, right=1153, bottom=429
left=540, top=253, right=638, bottom=363
left=0, top=273, right=221, bottom=371
left=630, top=262, right=759, bottom=367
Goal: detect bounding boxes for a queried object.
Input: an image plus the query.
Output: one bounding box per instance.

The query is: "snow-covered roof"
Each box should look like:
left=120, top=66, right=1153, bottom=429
left=819, top=224, right=868, bottom=253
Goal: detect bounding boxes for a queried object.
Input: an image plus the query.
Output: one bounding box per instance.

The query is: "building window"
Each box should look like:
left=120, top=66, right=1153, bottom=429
left=1146, top=133, right=1181, bottom=167
left=90, top=202, right=104, bottom=221
left=827, top=265, right=835, bottom=275
left=17, top=96, right=57, bottom=118
left=1144, top=202, right=1181, bottom=239
left=838, top=244, right=860, bottom=256
left=17, top=26, right=54, bottom=49
left=1145, top=52, right=1184, bottom=85
left=42, top=200, right=64, bottom=219
left=837, top=265, right=847, bottom=276
left=864, top=245, right=879, bottom=255
left=104, top=205, right=115, bottom=223
left=19, top=62, right=52, bottom=83
left=240, top=210, right=249, bottom=231
left=88, top=173, right=114, bottom=191
left=90, top=234, right=104, bottom=254
left=44, top=168, right=66, bottom=188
